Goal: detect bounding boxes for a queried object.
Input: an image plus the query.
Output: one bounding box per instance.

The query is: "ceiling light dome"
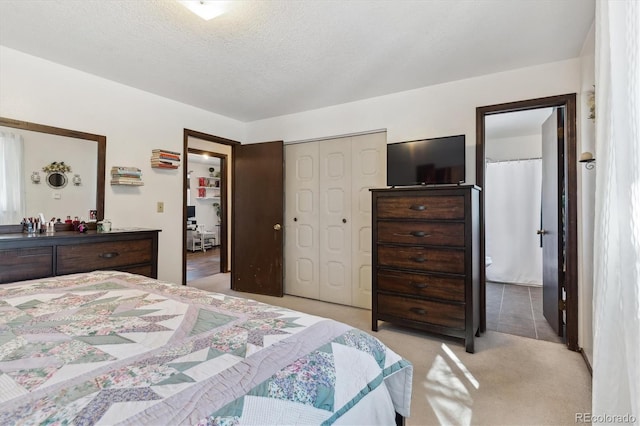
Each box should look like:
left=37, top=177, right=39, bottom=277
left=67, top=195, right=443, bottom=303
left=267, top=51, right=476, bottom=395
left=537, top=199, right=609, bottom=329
left=178, top=1, right=228, bottom=21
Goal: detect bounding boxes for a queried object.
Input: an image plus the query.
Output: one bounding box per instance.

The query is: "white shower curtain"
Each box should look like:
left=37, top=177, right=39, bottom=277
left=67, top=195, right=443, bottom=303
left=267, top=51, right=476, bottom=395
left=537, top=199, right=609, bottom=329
left=485, top=159, right=542, bottom=285
left=593, top=1, right=640, bottom=422
left=0, top=131, right=25, bottom=224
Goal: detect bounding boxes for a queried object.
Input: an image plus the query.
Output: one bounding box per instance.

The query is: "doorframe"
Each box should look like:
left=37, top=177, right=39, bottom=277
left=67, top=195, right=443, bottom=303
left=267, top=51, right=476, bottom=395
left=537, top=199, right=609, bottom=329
left=182, top=129, right=240, bottom=286
left=476, top=93, right=579, bottom=351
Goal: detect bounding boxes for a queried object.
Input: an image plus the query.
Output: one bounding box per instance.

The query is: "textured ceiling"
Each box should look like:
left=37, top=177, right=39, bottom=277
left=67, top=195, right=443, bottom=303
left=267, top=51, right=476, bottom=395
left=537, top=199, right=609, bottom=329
left=0, top=0, right=594, bottom=122
left=486, top=108, right=554, bottom=139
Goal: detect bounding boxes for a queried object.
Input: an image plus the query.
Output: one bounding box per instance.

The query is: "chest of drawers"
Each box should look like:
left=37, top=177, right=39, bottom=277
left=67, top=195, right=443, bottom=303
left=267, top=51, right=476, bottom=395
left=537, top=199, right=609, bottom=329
left=371, top=185, right=480, bottom=352
left=0, top=229, right=160, bottom=284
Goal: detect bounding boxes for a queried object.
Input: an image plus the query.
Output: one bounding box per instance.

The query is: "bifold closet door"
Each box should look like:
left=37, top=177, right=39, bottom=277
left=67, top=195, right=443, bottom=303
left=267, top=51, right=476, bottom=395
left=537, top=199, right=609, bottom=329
left=285, top=142, right=320, bottom=299
left=285, top=132, right=386, bottom=307
left=319, top=138, right=353, bottom=305
left=350, top=133, right=386, bottom=308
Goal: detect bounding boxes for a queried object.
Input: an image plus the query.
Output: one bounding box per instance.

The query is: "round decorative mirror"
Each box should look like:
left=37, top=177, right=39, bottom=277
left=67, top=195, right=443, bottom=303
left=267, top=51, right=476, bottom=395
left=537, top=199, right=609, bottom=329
left=46, top=172, right=68, bottom=189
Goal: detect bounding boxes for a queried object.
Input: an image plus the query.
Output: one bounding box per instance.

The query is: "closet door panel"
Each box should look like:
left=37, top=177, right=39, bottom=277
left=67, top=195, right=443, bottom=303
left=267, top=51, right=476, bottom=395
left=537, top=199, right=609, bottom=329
left=350, top=133, right=387, bottom=308
left=284, top=143, right=320, bottom=299
left=319, top=138, right=352, bottom=305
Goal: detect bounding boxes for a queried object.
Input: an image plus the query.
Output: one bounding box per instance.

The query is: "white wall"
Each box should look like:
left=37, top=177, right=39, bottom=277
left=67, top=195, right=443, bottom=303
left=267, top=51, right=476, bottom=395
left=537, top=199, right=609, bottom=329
left=245, top=58, right=582, bottom=186
left=578, top=22, right=596, bottom=366
left=485, top=134, right=542, bottom=162
left=0, top=46, right=245, bottom=285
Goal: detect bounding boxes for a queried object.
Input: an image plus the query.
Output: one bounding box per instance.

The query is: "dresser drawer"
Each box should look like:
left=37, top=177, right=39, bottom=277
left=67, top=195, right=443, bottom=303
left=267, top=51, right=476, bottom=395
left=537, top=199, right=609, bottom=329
left=377, top=221, right=464, bottom=246
left=378, top=245, right=464, bottom=274
left=117, top=264, right=153, bottom=277
left=377, top=269, right=465, bottom=302
left=0, top=247, right=53, bottom=283
left=377, top=196, right=464, bottom=220
left=378, top=293, right=465, bottom=329
left=57, top=239, right=152, bottom=275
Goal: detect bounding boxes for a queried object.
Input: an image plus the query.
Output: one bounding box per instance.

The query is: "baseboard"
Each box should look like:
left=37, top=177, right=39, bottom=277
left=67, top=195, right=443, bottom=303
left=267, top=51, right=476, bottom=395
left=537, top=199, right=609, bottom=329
left=579, top=348, right=593, bottom=376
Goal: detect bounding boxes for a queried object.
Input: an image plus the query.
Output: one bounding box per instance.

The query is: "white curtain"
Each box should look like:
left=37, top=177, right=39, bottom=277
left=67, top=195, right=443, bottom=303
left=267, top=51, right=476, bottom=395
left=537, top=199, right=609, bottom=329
left=0, top=131, right=25, bottom=224
left=485, top=159, right=542, bottom=285
left=593, top=1, right=640, bottom=423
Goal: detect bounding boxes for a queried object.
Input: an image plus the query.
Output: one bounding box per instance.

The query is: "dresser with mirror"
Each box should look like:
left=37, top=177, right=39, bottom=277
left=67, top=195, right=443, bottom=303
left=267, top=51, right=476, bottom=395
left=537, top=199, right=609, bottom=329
left=0, top=117, right=159, bottom=284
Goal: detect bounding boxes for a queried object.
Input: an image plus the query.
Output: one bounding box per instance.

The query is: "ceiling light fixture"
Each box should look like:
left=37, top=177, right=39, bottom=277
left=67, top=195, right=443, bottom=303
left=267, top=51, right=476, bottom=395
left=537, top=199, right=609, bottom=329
left=178, top=1, right=228, bottom=21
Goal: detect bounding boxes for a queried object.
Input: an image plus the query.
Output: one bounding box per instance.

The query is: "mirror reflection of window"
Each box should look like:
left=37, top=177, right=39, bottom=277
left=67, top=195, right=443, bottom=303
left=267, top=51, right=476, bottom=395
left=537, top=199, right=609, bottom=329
left=0, top=131, right=25, bottom=223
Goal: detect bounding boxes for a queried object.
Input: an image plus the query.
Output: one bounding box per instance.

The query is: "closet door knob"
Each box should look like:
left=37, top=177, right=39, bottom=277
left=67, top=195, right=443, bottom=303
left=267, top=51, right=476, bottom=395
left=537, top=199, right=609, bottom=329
left=536, top=229, right=547, bottom=235
left=293, top=217, right=298, bottom=222
left=342, top=218, right=347, bottom=223
left=273, top=224, right=282, bottom=231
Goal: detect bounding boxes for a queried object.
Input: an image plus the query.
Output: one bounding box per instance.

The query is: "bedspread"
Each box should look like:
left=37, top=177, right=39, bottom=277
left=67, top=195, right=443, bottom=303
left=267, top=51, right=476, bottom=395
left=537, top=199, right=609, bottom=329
left=0, top=271, right=412, bottom=425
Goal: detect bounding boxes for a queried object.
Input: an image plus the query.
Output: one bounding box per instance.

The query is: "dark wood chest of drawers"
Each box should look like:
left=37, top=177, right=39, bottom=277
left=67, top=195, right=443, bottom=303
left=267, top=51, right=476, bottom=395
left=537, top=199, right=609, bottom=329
left=371, top=185, right=480, bottom=352
left=0, top=229, right=160, bottom=284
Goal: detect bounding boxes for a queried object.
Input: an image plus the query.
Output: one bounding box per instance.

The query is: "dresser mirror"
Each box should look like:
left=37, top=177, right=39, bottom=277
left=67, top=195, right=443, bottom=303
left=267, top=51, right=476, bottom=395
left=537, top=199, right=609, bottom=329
left=0, top=117, right=106, bottom=232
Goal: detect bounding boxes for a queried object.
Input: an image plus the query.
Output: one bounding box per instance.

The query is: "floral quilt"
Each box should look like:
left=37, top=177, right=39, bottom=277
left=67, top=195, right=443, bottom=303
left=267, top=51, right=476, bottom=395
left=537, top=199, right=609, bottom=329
left=0, top=271, right=412, bottom=425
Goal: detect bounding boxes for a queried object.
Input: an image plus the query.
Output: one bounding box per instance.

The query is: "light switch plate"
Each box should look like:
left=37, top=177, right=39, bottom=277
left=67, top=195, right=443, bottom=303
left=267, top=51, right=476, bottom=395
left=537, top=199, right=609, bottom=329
left=157, top=201, right=164, bottom=213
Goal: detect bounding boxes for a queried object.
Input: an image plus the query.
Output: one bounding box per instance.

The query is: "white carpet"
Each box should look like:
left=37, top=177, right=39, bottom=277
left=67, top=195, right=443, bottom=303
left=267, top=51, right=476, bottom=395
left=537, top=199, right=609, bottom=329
left=189, top=273, right=592, bottom=425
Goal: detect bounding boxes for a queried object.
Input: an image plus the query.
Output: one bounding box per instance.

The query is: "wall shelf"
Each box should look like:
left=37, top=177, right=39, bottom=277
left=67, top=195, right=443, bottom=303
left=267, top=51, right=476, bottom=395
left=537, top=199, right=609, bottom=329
left=110, top=166, right=143, bottom=185
left=151, top=149, right=181, bottom=169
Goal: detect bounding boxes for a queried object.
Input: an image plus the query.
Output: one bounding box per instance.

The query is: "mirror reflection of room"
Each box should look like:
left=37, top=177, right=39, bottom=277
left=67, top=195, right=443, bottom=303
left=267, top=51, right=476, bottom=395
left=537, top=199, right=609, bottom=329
left=186, top=152, right=221, bottom=280
left=0, top=125, right=98, bottom=225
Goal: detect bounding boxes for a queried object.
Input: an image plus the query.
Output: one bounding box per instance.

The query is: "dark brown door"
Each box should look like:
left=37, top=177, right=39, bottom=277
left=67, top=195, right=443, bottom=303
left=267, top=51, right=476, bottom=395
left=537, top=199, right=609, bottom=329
left=232, top=141, right=284, bottom=296
left=540, top=108, right=565, bottom=336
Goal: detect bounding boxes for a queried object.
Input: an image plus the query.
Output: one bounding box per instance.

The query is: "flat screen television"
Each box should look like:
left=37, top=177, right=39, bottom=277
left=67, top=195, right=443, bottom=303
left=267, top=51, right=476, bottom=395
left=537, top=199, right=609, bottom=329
left=387, top=135, right=465, bottom=186
left=187, top=205, right=196, bottom=219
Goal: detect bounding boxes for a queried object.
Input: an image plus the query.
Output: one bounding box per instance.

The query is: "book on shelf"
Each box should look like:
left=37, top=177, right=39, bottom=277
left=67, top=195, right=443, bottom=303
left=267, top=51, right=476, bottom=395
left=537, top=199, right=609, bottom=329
left=150, top=162, right=179, bottom=169
left=153, top=153, right=180, bottom=160
left=151, top=149, right=180, bottom=169
left=152, top=149, right=181, bottom=156
left=111, top=179, right=144, bottom=186
left=111, top=166, right=142, bottom=175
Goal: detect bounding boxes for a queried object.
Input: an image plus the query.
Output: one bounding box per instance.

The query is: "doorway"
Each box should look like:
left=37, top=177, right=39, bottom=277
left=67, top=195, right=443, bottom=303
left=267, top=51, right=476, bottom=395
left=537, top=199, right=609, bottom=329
left=483, top=108, right=561, bottom=343
left=476, top=94, right=579, bottom=351
left=186, top=149, right=224, bottom=281
left=182, top=129, right=239, bottom=286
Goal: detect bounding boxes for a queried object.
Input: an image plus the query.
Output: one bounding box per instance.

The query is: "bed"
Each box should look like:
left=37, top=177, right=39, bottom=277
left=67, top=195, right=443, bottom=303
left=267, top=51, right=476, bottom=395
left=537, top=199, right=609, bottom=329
left=0, top=271, right=412, bottom=425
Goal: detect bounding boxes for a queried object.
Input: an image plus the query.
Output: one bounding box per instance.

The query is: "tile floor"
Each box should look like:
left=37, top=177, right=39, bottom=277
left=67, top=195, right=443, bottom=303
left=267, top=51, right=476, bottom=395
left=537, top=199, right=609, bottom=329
left=486, top=281, right=563, bottom=343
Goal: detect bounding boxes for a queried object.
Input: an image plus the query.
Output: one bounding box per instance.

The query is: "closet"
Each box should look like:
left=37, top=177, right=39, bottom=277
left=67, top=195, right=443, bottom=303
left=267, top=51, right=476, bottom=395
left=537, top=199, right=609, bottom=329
left=285, top=132, right=386, bottom=308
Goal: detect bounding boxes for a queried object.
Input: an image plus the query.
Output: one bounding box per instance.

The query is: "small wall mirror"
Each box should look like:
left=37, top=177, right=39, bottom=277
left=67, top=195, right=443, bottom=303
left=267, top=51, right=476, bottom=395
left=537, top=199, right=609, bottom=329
left=46, top=172, right=68, bottom=189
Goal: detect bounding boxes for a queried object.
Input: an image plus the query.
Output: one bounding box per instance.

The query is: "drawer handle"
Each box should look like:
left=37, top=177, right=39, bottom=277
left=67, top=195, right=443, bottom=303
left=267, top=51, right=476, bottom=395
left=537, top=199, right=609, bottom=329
left=412, top=256, right=427, bottom=263
left=409, top=231, right=429, bottom=238
left=409, top=204, right=426, bottom=211
left=409, top=307, right=427, bottom=315
left=99, top=252, right=120, bottom=259
left=410, top=282, right=428, bottom=289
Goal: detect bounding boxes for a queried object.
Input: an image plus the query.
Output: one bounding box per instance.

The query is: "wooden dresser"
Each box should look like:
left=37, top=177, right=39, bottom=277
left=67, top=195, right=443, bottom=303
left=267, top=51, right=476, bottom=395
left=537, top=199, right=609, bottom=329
left=371, top=185, right=480, bottom=352
left=0, top=229, right=160, bottom=284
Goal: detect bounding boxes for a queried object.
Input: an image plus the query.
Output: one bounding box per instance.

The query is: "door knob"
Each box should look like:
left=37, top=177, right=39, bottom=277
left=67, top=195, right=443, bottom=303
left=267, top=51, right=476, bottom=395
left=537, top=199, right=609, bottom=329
left=273, top=224, right=282, bottom=231
left=536, top=229, right=547, bottom=235
left=342, top=218, right=347, bottom=223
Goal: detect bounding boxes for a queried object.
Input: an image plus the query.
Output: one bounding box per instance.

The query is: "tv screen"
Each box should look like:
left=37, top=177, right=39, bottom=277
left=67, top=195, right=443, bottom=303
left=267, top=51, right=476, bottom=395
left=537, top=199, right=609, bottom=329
left=187, top=205, right=196, bottom=219
left=387, top=135, right=465, bottom=186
